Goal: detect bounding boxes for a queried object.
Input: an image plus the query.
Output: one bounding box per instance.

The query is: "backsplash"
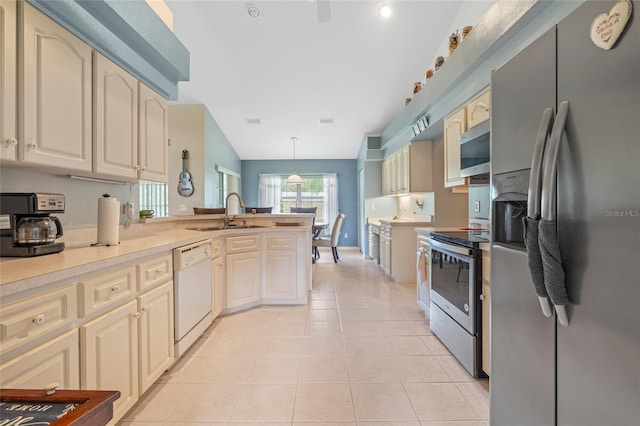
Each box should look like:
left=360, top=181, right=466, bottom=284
left=397, top=192, right=435, bottom=222
left=468, top=184, right=491, bottom=220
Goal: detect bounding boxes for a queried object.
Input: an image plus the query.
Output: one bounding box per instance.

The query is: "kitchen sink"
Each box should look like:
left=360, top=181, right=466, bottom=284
left=186, top=225, right=268, bottom=232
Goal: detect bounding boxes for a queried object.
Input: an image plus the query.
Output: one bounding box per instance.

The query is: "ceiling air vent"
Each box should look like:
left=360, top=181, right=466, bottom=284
left=246, top=118, right=261, bottom=125
left=319, top=118, right=334, bottom=124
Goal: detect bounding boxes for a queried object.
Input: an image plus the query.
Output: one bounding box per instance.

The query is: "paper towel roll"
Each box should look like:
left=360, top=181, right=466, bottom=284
left=97, top=195, right=120, bottom=245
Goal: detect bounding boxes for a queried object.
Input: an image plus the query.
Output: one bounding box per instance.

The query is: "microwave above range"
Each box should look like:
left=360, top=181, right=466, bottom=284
left=460, top=120, right=490, bottom=177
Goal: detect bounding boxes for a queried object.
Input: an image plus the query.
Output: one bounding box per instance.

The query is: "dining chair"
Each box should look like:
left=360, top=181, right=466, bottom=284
left=290, top=207, right=320, bottom=259
left=312, top=213, right=346, bottom=263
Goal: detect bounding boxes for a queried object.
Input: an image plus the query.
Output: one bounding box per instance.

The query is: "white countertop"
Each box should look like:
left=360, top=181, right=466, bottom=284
left=368, top=217, right=433, bottom=227
left=0, top=225, right=308, bottom=299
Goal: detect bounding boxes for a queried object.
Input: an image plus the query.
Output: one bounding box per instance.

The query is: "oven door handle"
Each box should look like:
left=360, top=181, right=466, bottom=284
left=429, top=238, right=473, bottom=259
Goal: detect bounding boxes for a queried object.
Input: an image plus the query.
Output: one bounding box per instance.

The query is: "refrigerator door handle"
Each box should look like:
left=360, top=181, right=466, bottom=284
left=527, top=107, right=554, bottom=219
left=540, top=100, right=570, bottom=326
left=524, top=107, right=555, bottom=318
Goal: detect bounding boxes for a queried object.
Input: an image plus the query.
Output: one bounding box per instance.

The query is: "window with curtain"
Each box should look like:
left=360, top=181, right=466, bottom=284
left=259, top=173, right=339, bottom=236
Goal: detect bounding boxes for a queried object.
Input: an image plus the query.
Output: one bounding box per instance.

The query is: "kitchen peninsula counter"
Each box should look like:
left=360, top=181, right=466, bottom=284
left=0, top=215, right=312, bottom=300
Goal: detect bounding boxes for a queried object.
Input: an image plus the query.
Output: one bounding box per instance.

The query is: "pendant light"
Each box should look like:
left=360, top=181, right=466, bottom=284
left=286, top=137, right=303, bottom=184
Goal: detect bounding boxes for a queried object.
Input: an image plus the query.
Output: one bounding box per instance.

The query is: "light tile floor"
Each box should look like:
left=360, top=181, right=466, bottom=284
left=119, top=247, right=489, bottom=425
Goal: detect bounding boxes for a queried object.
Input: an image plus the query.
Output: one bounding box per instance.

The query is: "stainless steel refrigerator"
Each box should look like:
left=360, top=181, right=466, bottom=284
left=490, top=1, right=640, bottom=425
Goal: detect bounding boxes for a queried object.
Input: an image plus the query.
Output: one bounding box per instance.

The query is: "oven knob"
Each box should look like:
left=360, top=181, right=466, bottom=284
left=464, top=303, right=469, bottom=312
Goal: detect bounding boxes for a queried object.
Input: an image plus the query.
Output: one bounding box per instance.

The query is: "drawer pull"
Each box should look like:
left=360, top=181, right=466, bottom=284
left=480, top=294, right=485, bottom=301
left=133, top=312, right=141, bottom=319
left=112, top=285, right=121, bottom=293
left=44, top=383, right=60, bottom=396
left=32, top=314, right=46, bottom=325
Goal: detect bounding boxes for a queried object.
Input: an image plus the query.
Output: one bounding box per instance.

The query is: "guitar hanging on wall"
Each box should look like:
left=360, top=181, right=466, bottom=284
left=177, top=150, right=194, bottom=197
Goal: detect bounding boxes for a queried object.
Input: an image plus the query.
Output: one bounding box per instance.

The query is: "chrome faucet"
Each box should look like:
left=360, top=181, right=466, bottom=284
left=224, top=192, right=246, bottom=228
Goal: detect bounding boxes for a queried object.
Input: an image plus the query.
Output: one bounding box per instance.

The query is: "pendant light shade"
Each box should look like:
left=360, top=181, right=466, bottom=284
left=286, top=137, right=303, bottom=184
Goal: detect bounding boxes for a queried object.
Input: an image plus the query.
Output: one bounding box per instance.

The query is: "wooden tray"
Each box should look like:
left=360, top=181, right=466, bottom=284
left=0, top=389, right=120, bottom=426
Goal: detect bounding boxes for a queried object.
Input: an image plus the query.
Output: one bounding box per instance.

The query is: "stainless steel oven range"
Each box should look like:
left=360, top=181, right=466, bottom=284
left=429, top=230, right=488, bottom=378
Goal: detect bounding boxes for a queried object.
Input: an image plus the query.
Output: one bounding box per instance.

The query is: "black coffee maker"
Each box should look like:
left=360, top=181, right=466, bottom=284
left=0, top=193, right=65, bottom=257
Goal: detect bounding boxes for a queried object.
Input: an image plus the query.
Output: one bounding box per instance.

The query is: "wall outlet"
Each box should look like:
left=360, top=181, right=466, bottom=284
left=474, top=201, right=481, bottom=212
left=344, top=232, right=348, bottom=239
left=179, top=204, right=187, bottom=211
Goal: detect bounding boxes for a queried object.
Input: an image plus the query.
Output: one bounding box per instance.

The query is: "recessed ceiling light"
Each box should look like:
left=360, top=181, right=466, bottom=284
left=320, top=118, right=334, bottom=124
left=246, top=118, right=261, bottom=125
left=377, top=4, right=392, bottom=19
left=247, top=5, right=261, bottom=19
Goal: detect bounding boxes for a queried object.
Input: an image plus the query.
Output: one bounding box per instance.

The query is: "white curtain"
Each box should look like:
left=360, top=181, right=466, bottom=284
left=258, top=174, right=281, bottom=212
left=323, top=173, right=339, bottom=237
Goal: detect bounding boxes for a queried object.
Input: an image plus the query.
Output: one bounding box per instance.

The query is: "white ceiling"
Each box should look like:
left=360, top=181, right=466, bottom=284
left=166, top=0, right=492, bottom=160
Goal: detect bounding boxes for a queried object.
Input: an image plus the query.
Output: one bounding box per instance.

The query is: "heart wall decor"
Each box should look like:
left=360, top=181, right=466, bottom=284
left=590, top=0, right=633, bottom=50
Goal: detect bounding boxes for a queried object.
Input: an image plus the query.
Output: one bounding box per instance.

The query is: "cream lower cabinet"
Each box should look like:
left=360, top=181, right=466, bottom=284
left=225, top=251, right=260, bottom=309
left=19, top=2, right=92, bottom=172
left=1, top=0, right=17, bottom=161
left=81, top=281, right=174, bottom=421
left=211, top=239, right=225, bottom=319
left=225, top=235, right=260, bottom=309
left=265, top=234, right=297, bottom=300
left=138, top=282, right=174, bottom=394
left=0, top=329, right=79, bottom=389
left=81, top=299, right=139, bottom=422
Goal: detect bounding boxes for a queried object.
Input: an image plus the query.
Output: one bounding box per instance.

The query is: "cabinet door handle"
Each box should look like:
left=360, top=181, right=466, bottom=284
left=134, top=165, right=141, bottom=170
left=28, top=142, right=38, bottom=150
left=32, top=314, right=46, bottom=325
left=479, top=294, right=485, bottom=301
left=133, top=312, right=141, bottom=319
left=142, top=306, right=150, bottom=313
left=6, top=138, right=17, bottom=146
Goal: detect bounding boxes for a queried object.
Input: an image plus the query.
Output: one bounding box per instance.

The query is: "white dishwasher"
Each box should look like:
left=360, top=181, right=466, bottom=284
left=173, top=239, right=212, bottom=358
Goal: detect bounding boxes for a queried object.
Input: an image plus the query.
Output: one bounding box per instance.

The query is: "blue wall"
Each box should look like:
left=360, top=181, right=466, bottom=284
left=241, top=159, right=358, bottom=247
left=204, top=108, right=242, bottom=207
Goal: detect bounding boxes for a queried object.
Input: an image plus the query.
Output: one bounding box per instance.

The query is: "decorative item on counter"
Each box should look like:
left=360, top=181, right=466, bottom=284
left=415, top=198, right=424, bottom=210
left=425, top=68, right=433, bottom=80
left=434, top=56, right=445, bottom=71
left=94, top=194, right=120, bottom=246
left=462, top=25, right=473, bottom=39
left=413, top=82, right=423, bottom=94
left=449, top=30, right=460, bottom=54
left=405, top=97, right=412, bottom=105
left=140, top=209, right=155, bottom=219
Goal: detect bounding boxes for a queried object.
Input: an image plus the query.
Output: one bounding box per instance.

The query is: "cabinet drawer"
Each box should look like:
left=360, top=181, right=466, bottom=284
left=137, top=254, right=172, bottom=291
left=267, top=234, right=297, bottom=250
left=226, top=234, right=259, bottom=253
left=79, top=266, right=136, bottom=316
left=466, top=89, right=491, bottom=129
left=211, top=238, right=222, bottom=258
left=0, top=284, right=77, bottom=358
left=0, top=329, right=80, bottom=389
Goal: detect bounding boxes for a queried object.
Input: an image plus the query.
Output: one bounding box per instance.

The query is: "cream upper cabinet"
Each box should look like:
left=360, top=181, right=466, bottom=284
left=467, top=89, right=491, bottom=129
left=19, top=2, right=92, bottom=171
left=139, top=82, right=168, bottom=182
left=382, top=142, right=433, bottom=195
left=443, top=108, right=467, bottom=188
left=93, top=52, right=139, bottom=179
left=1, top=0, right=17, bottom=161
